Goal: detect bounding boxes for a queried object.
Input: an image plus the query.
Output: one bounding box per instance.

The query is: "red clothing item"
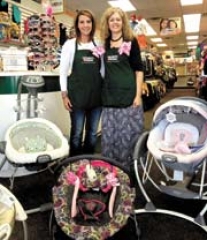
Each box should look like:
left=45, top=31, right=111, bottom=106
left=137, top=35, right=147, bottom=50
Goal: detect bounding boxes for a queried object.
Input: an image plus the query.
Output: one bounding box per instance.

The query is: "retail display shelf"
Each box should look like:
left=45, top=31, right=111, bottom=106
left=0, top=70, right=60, bottom=77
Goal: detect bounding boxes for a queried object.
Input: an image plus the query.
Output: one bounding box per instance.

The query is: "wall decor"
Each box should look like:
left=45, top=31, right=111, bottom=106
left=50, top=0, right=63, bottom=14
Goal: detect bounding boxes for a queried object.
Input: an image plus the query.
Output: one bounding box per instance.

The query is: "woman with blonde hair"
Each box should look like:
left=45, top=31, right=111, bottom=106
left=100, top=7, right=144, bottom=168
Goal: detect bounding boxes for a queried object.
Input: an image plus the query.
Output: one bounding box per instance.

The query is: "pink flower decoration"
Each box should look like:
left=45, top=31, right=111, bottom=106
left=106, top=172, right=119, bottom=187
left=46, top=5, right=53, bottom=17
left=66, top=171, right=78, bottom=185
left=118, top=41, right=131, bottom=56
left=92, top=46, right=105, bottom=58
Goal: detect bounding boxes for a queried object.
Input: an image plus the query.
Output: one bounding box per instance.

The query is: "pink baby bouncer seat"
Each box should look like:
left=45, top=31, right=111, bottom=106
left=147, top=96, right=207, bottom=172
left=133, top=97, right=207, bottom=233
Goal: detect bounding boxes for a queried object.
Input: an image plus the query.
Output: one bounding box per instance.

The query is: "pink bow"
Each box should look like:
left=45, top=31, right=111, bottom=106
left=106, top=173, right=118, bottom=187
left=46, top=6, right=53, bottom=16
left=118, top=41, right=131, bottom=56
left=92, top=46, right=105, bottom=58
left=66, top=171, right=78, bottom=185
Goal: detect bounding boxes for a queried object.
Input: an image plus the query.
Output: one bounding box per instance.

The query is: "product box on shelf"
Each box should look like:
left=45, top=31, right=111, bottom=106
left=0, top=47, right=28, bottom=71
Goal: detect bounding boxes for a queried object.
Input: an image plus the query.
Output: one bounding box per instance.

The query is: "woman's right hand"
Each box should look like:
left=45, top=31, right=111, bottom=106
left=62, top=96, right=73, bottom=112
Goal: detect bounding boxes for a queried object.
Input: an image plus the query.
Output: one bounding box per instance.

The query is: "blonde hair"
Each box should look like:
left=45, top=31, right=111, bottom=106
left=100, top=7, right=134, bottom=44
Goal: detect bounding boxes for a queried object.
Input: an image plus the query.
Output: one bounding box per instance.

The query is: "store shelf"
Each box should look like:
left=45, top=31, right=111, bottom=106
left=0, top=70, right=60, bottom=77
left=0, top=40, right=27, bottom=48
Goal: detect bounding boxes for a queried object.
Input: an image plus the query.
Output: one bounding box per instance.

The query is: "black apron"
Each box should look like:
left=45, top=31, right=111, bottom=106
left=102, top=47, right=136, bottom=107
left=68, top=41, right=102, bottom=109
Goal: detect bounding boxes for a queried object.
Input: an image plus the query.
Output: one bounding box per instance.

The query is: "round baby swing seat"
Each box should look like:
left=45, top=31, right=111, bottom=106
left=147, top=97, right=207, bottom=173
left=52, top=155, right=136, bottom=240
left=133, top=97, right=207, bottom=234
left=5, top=118, right=69, bottom=165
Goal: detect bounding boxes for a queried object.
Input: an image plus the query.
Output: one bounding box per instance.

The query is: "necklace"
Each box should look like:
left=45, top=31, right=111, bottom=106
left=111, top=35, right=123, bottom=42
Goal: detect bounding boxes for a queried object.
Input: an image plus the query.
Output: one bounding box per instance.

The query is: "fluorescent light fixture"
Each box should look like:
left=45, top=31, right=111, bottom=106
left=108, top=0, right=136, bottom=12
left=150, top=38, right=162, bottom=42
left=140, top=19, right=157, bottom=36
left=156, top=43, right=167, bottom=47
left=164, top=50, right=173, bottom=55
left=180, top=0, right=203, bottom=6
left=188, top=46, right=197, bottom=49
left=183, top=14, right=201, bottom=33
left=187, top=41, right=198, bottom=45
left=186, top=35, right=199, bottom=40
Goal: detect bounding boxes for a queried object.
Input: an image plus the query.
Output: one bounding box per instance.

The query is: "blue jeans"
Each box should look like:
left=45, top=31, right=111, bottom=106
left=69, top=107, right=102, bottom=156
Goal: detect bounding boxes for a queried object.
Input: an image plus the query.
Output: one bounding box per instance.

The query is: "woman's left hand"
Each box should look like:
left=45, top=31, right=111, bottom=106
left=132, top=95, right=142, bottom=107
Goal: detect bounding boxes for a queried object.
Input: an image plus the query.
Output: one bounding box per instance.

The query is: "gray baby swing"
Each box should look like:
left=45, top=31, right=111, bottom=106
left=0, top=75, right=69, bottom=189
left=133, top=96, right=207, bottom=233
left=0, top=75, right=69, bottom=240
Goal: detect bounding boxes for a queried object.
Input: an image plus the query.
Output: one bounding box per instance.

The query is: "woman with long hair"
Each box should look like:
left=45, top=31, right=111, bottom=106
left=100, top=7, right=144, bottom=168
left=59, top=9, right=104, bottom=156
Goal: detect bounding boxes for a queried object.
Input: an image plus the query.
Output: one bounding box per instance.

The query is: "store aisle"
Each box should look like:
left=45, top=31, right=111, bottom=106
left=1, top=88, right=207, bottom=240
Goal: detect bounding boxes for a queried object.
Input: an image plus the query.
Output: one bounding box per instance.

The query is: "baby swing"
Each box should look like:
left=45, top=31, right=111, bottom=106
left=50, top=155, right=140, bottom=240
left=133, top=96, right=207, bottom=232
left=0, top=75, right=70, bottom=240
left=0, top=75, right=69, bottom=189
left=0, top=184, right=28, bottom=240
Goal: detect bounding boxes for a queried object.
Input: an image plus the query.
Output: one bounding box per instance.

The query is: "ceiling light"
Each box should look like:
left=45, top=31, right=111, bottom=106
left=183, top=14, right=201, bottom=33
left=186, top=36, right=199, bottom=40
left=108, top=0, right=136, bottom=12
left=180, top=0, right=203, bottom=6
left=164, top=50, right=173, bottom=55
left=157, top=43, right=167, bottom=47
left=150, top=38, right=162, bottom=42
left=187, top=41, right=198, bottom=45
left=140, top=19, right=157, bottom=36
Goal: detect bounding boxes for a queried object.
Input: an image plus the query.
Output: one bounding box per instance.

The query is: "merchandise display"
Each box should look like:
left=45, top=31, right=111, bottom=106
left=27, top=14, right=60, bottom=70
left=0, top=11, right=21, bottom=42
left=134, top=97, right=207, bottom=233
left=0, top=1, right=206, bottom=240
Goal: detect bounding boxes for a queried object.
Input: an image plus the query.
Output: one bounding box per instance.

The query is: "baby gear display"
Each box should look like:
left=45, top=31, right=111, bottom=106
left=15, top=75, right=45, bottom=120
left=50, top=155, right=139, bottom=240
left=0, top=74, right=69, bottom=239
left=0, top=75, right=69, bottom=187
left=5, top=117, right=69, bottom=165
left=0, top=184, right=28, bottom=240
left=133, top=96, right=207, bottom=232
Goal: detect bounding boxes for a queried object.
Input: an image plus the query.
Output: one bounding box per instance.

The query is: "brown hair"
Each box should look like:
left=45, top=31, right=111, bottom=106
left=100, top=7, right=134, bottom=43
left=74, top=9, right=96, bottom=42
